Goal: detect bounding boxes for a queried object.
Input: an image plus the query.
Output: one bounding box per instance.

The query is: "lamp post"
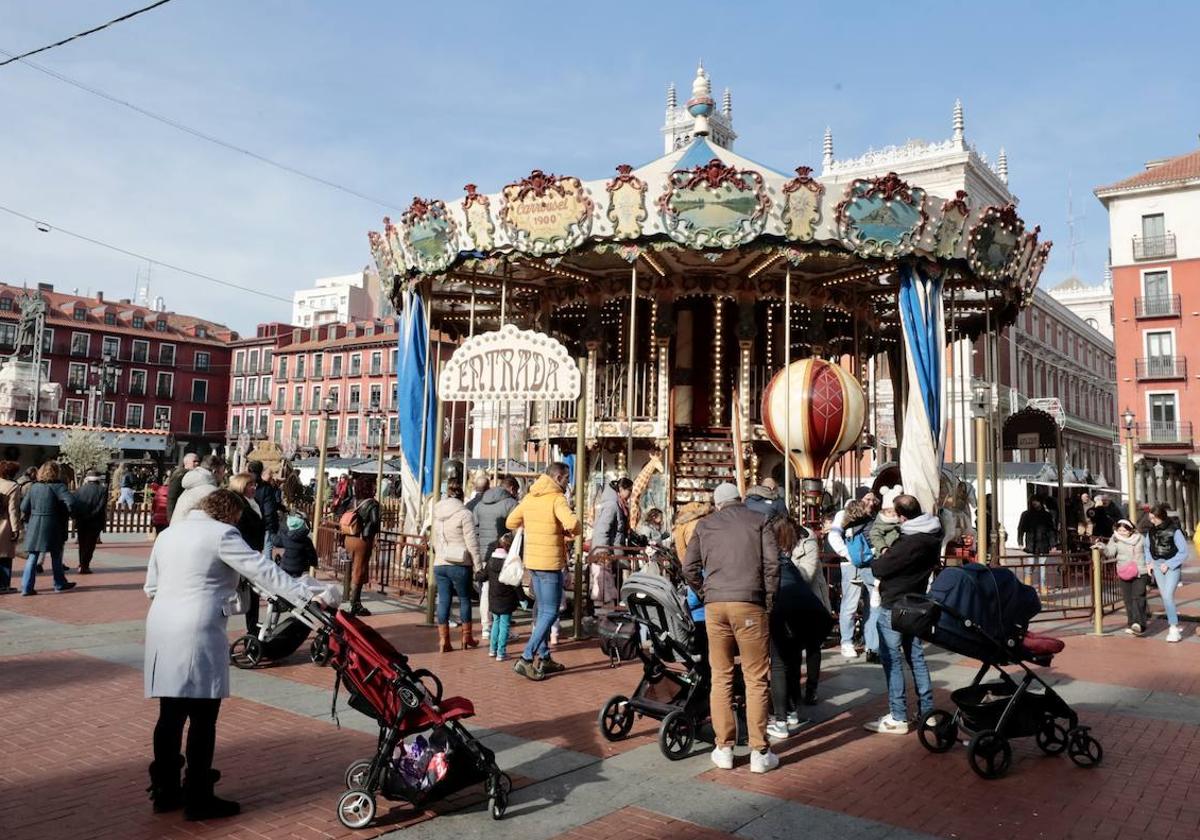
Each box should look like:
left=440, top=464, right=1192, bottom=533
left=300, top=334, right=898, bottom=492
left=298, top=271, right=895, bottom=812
left=972, top=383, right=990, bottom=565
left=368, top=397, right=386, bottom=500
left=312, top=395, right=336, bottom=526
left=1122, top=407, right=1137, bottom=515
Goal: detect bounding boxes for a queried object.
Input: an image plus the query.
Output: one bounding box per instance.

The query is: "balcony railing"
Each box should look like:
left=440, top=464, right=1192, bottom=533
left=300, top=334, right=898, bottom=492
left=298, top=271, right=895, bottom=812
left=1133, top=233, right=1177, bottom=261
left=1137, top=421, right=1193, bottom=447
left=1135, top=356, right=1187, bottom=380
left=1135, top=294, right=1181, bottom=318
left=595, top=363, right=655, bottom=422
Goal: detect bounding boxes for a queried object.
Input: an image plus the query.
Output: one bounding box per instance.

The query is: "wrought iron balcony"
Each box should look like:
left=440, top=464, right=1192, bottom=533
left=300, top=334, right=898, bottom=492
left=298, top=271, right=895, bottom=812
left=1135, top=294, right=1181, bottom=319
left=1133, top=233, right=1176, bottom=260
left=1137, top=421, right=1193, bottom=447
left=1135, top=356, right=1187, bottom=380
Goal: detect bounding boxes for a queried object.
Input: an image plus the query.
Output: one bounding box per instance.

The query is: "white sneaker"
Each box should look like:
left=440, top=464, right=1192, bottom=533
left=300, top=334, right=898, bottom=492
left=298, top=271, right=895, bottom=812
left=786, top=711, right=802, bottom=730
left=482, top=630, right=490, bottom=641
left=1124, top=627, right=1136, bottom=636
left=1132, top=623, right=1143, bottom=634
left=750, top=749, right=780, bottom=774
left=1167, top=625, right=1183, bottom=643
left=840, top=643, right=858, bottom=659
left=863, top=714, right=909, bottom=735
left=766, top=721, right=790, bottom=742
left=710, top=746, right=734, bottom=770
left=550, top=630, right=559, bottom=647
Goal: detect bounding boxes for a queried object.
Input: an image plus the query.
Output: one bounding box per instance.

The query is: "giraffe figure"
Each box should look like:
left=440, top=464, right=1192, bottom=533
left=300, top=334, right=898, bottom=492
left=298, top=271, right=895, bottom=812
left=628, top=455, right=664, bottom=530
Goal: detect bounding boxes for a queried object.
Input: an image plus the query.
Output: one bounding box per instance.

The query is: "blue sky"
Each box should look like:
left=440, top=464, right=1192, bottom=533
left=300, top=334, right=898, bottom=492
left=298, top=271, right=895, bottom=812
left=1, top=0, right=1197, bottom=333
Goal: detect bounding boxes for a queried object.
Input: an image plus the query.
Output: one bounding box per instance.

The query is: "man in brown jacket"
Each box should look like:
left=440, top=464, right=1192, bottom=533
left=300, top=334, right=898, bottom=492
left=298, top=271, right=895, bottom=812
left=683, top=482, right=780, bottom=773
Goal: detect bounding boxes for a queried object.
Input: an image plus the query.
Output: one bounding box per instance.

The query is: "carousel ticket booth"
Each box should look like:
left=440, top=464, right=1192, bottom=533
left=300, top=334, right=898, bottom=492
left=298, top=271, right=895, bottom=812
left=371, top=65, right=1050, bottom=531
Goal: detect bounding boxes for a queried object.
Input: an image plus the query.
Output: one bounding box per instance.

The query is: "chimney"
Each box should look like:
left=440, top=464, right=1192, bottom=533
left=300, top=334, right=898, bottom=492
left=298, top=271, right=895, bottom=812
left=119, top=298, right=131, bottom=304
left=96, top=291, right=104, bottom=302
left=37, top=282, right=53, bottom=292
left=1145, top=158, right=1168, bottom=171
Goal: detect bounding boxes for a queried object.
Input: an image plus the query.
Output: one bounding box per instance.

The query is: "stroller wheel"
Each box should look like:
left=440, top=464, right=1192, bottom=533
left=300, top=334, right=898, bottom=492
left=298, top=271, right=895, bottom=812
left=336, top=788, right=376, bottom=830
left=344, top=759, right=372, bottom=789
left=309, top=633, right=331, bottom=666
left=229, top=635, right=262, bottom=669
left=599, top=695, right=635, bottom=741
left=967, top=730, right=1012, bottom=780
left=659, top=711, right=696, bottom=761
left=917, top=710, right=958, bottom=754
left=487, top=771, right=512, bottom=820
left=1066, top=728, right=1103, bottom=768
left=1035, top=719, right=1069, bottom=756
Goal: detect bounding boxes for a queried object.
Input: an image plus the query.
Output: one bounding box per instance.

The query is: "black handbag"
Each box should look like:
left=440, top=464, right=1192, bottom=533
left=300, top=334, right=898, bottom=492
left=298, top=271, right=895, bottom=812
left=890, top=593, right=941, bottom=639
left=597, top=611, right=640, bottom=667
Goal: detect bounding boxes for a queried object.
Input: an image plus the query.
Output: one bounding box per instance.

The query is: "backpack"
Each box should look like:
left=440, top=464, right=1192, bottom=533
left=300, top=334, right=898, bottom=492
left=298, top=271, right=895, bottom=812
left=846, top=527, right=874, bottom=569
left=339, top=501, right=367, bottom=537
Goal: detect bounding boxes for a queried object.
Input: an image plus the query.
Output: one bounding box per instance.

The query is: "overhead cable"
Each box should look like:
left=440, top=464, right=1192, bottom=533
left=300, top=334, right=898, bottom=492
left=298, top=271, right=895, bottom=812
left=0, top=1, right=175, bottom=67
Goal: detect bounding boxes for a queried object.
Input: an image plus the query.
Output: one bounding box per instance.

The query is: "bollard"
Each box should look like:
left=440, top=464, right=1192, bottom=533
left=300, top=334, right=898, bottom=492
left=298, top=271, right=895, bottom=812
left=1091, top=545, right=1103, bottom=636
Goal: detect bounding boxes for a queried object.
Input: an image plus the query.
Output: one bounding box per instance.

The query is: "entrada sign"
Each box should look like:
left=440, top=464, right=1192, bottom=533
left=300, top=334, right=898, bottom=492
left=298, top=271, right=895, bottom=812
left=438, top=324, right=580, bottom=402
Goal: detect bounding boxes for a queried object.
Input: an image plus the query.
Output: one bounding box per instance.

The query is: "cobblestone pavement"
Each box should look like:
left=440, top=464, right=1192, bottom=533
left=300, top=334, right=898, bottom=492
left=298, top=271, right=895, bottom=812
left=4, top=538, right=1200, bottom=840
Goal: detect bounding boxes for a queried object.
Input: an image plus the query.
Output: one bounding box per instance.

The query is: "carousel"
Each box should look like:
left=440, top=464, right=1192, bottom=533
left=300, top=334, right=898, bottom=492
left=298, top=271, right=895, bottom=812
left=371, top=65, right=1050, bottom=533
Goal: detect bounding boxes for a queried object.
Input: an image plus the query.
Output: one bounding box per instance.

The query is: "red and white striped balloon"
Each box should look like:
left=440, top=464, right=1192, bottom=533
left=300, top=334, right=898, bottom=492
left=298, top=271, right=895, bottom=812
left=761, top=358, right=865, bottom=480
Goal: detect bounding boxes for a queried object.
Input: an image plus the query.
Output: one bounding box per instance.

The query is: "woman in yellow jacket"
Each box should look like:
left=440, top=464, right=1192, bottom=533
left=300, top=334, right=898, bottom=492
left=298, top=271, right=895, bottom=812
left=505, top=463, right=578, bottom=680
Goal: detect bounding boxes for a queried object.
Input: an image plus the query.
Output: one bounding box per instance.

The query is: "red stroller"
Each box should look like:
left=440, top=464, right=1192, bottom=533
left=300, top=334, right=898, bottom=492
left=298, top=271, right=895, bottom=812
left=304, top=606, right=511, bottom=829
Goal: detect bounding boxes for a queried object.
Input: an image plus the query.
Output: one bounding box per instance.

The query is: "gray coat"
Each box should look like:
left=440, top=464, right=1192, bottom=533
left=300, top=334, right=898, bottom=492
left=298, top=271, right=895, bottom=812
left=21, top=481, right=77, bottom=553
left=592, top=485, right=628, bottom=548
left=473, top=487, right=517, bottom=559
left=143, top=510, right=313, bottom=699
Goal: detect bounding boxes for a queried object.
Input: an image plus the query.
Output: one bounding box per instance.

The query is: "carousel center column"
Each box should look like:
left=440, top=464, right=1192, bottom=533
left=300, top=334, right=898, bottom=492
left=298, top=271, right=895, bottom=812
left=654, top=295, right=675, bottom=506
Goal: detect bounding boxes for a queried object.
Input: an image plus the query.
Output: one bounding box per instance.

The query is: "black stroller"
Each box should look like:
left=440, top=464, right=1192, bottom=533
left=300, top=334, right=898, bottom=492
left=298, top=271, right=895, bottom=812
left=597, top=572, right=743, bottom=760
left=229, top=575, right=333, bottom=669
left=904, top=563, right=1103, bottom=779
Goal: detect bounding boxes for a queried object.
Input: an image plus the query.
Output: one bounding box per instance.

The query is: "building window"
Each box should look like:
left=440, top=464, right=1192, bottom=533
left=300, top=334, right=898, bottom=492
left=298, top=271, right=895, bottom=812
left=313, top=352, right=324, bottom=378
left=307, top=419, right=319, bottom=445
left=65, top=399, right=85, bottom=424
left=191, top=380, right=208, bottom=402
left=1142, top=213, right=1166, bottom=240
left=126, top=404, right=145, bottom=428
left=327, top=418, right=339, bottom=442
left=262, top=348, right=272, bottom=373
left=347, top=418, right=359, bottom=441
left=331, top=355, right=343, bottom=377
left=196, top=326, right=207, bottom=338
left=1143, top=270, right=1170, bottom=299
left=101, top=336, right=119, bottom=359
left=195, top=351, right=210, bottom=372
left=189, top=411, right=205, bottom=435
left=155, top=319, right=168, bottom=333
left=296, top=355, right=306, bottom=379
left=328, top=386, right=339, bottom=409
left=1148, top=393, right=1178, bottom=439
left=234, top=351, right=245, bottom=375
left=104, top=312, right=116, bottom=326
left=310, top=386, right=322, bottom=411
left=154, top=406, right=171, bottom=428
left=159, top=344, right=176, bottom=366
left=70, top=332, right=90, bottom=357
left=276, top=387, right=285, bottom=411
left=131, top=339, right=149, bottom=363
left=260, top=375, right=270, bottom=399
left=370, top=352, right=382, bottom=375
left=129, top=369, right=147, bottom=396
left=0, top=296, right=11, bottom=311
left=278, top=356, right=288, bottom=379
left=246, top=377, right=257, bottom=402
left=232, top=379, right=244, bottom=402
left=248, top=349, right=259, bottom=372
left=73, top=306, right=87, bottom=321
left=349, top=384, right=361, bottom=409
left=293, top=385, right=303, bottom=411
left=231, top=413, right=241, bottom=436
left=0, top=323, right=15, bottom=348
left=369, top=384, right=382, bottom=409
left=350, top=353, right=361, bottom=376
left=68, top=362, right=87, bottom=391
left=156, top=372, right=174, bottom=398
left=273, top=419, right=283, bottom=443
left=388, top=416, right=399, bottom=441
left=132, top=314, right=145, bottom=329
left=290, top=419, right=301, bottom=444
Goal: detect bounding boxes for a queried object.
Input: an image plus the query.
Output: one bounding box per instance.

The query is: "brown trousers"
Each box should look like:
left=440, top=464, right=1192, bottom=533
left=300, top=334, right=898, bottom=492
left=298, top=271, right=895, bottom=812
left=705, top=601, right=771, bottom=752
left=344, top=536, right=375, bottom=587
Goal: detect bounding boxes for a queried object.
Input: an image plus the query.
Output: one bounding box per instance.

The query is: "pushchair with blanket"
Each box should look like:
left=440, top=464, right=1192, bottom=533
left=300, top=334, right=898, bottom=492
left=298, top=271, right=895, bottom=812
left=597, top=572, right=744, bottom=761
left=902, top=563, right=1103, bottom=779
left=302, top=608, right=511, bottom=829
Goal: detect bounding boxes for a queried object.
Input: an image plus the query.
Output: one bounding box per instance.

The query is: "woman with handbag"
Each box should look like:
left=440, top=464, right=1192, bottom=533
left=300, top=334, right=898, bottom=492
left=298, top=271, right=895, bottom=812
left=1106, top=518, right=1148, bottom=635
left=431, top=478, right=483, bottom=652
left=341, top=477, right=382, bottom=617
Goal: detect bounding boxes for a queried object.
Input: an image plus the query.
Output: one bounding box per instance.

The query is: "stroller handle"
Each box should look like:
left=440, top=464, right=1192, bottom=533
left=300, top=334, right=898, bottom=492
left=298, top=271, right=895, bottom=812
left=299, top=600, right=337, bottom=629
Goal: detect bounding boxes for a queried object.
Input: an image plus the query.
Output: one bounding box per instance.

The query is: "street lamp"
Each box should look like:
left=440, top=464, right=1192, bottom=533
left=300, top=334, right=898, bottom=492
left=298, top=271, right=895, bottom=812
left=312, top=395, right=336, bottom=527
left=972, top=383, right=990, bottom=565
left=368, top=396, right=386, bottom=500
left=1122, top=407, right=1137, bottom=514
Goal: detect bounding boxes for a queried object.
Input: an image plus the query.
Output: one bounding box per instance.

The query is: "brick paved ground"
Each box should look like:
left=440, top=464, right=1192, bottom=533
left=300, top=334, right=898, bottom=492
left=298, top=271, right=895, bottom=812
left=4, top=537, right=1200, bottom=840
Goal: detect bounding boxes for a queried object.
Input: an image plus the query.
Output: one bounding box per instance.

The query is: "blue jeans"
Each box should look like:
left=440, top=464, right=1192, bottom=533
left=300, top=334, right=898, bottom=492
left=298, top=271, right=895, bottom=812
left=22, top=545, right=67, bottom=593
left=263, top=530, right=277, bottom=563
left=490, top=613, right=511, bottom=657
left=434, top=565, right=472, bottom=625
left=877, top=607, right=934, bottom=722
left=1152, top=564, right=1182, bottom=626
left=523, top=570, right=563, bottom=662
left=839, top=562, right=880, bottom=652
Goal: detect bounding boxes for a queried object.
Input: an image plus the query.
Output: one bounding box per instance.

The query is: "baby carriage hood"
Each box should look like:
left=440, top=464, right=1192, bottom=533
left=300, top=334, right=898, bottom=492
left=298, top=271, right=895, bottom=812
left=620, top=571, right=694, bottom=656
left=927, top=563, right=1041, bottom=660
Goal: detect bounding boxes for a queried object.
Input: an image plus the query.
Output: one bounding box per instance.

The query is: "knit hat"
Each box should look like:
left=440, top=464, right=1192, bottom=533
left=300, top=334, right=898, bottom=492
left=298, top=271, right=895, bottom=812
left=286, top=513, right=306, bottom=531
left=713, top=482, right=741, bottom=507
left=854, top=485, right=873, bottom=501
left=881, top=485, right=903, bottom=510
left=746, top=484, right=776, bottom=500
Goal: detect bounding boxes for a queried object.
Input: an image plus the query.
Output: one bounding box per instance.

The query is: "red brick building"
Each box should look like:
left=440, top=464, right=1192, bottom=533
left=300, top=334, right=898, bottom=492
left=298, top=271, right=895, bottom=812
left=0, top=282, right=237, bottom=453
left=1096, top=146, right=1200, bottom=520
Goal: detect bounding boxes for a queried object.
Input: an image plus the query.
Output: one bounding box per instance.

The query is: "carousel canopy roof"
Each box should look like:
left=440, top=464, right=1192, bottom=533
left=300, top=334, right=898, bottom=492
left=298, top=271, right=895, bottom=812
left=368, top=66, right=1050, bottom=346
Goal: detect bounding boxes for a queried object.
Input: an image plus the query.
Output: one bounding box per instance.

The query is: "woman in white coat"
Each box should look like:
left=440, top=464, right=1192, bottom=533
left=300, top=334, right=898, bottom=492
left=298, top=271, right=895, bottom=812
left=144, top=489, right=315, bottom=821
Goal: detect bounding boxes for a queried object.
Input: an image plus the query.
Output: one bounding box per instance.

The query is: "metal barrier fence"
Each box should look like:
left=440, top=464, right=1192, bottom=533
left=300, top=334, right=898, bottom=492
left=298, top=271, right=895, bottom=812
left=315, top=521, right=428, bottom=602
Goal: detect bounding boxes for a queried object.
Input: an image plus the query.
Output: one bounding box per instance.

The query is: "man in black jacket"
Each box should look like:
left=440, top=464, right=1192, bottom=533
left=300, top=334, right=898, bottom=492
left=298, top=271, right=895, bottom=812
left=74, top=470, right=108, bottom=574
left=166, top=453, right=199, bottom=520
left=248, top=461, right=280, bottom=559
left=864, top=494, right=941, bottom=735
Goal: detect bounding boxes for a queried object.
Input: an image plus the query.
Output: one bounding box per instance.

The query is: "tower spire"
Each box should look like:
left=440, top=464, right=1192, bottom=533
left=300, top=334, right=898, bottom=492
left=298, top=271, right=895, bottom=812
left=997, top=147, right=1008, bottom=184
left=686, top=62, right=715, bottom=137
left=667, top=82, right=676, bottom=111
left=822, top=126, right=834, bottom=168
left=722, top=87, right=732, bottom=119
left=952, top=99, right=964, bottom=143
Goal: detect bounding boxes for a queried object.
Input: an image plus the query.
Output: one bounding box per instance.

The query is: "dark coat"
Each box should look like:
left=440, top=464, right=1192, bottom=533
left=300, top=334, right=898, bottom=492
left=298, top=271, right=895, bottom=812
left=255, top=482, right=281, bottom=533
left=1018, top=507, right=1055, bottom=554
left=771, top=558, right=832, bottom=645
left=276, top=519, right=318, bottom=577
left=74, top=480, right=108, bottom=535
left=235, top=498, right=266, bottom=553
left=166, top=467, right=188, bottom=519
left=871, top=523, right=942, bottom=609
left=21, top=482, right=77, bottom=552
left=485, top=552, right=521, bottom=616
left=592, top=485, right=628, bottom=548
left=473, top=487, right=518, bottom=559
left=683, top=502, right=780, bottom=609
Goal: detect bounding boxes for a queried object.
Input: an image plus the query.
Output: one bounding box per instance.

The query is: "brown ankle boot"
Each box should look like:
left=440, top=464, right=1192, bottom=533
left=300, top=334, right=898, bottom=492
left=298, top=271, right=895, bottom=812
left=461, top=624, right=480, bottom=649
left=437, top=625, right=453, bottom=653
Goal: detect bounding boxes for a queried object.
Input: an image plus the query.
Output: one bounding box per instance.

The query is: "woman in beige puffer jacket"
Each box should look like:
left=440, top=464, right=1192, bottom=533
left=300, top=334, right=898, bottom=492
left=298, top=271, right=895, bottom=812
left=432, top=479, right=483, bottom=652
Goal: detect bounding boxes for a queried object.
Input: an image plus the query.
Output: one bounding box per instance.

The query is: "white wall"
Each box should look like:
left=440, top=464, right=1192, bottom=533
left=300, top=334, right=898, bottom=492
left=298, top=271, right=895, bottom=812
left=1105, top=186, right=1200, bottom=266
